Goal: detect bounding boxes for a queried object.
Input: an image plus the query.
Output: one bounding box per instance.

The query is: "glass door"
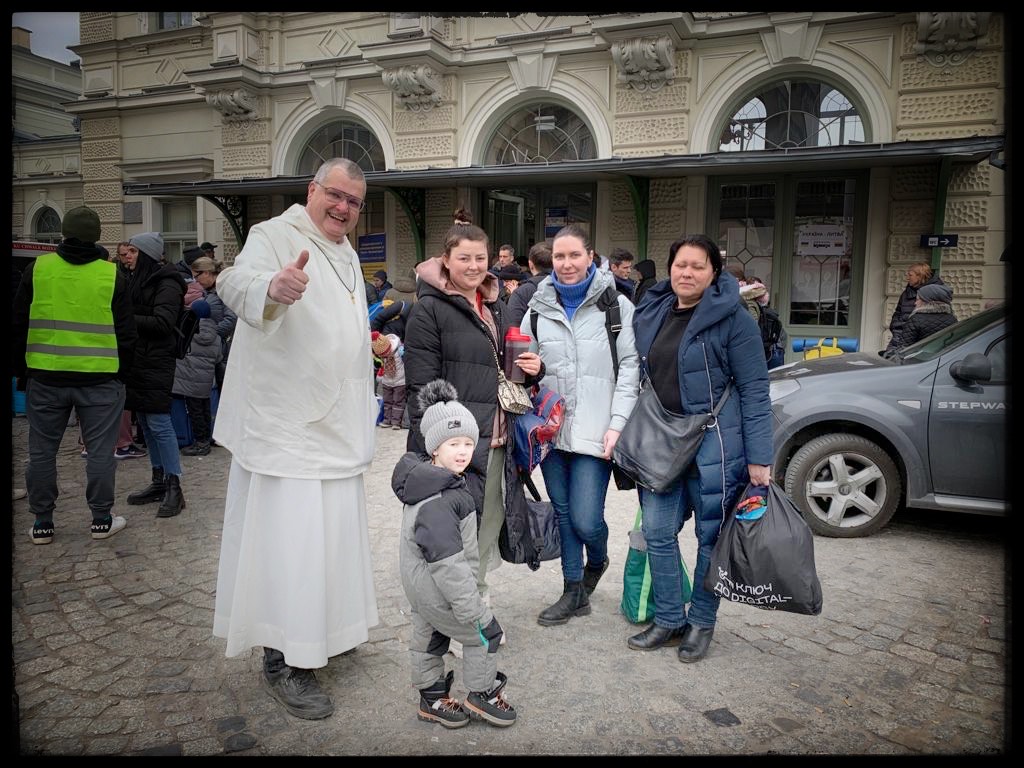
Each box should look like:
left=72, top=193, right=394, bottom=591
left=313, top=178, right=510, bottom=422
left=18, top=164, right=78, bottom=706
left=709, top=172, right=866, bottom=354
left=482, top=185, right=594, bottom=256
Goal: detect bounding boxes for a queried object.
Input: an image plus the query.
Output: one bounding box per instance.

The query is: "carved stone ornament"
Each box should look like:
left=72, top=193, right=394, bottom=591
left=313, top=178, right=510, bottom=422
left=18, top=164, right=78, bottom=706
left=610, top=36, right=676, bottom=92
left=206, top=88, right=259, bottom=122
left=915, top=12, right=991, bottom=67
left=382, top=65, right=442, bottom=111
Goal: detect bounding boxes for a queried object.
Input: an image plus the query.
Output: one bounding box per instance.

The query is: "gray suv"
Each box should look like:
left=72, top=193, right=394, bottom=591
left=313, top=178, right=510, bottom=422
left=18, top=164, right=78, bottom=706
left=769, top=303, right=1007, bottom=537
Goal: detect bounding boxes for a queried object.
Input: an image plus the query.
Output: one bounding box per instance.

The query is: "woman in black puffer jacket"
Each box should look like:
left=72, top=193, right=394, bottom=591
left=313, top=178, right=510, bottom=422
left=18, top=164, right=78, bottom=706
left=887, top=282, right=957, bottom=354
left=122, top=232, right=187, bottom=517
left=404, top=218, right=544, bottom=623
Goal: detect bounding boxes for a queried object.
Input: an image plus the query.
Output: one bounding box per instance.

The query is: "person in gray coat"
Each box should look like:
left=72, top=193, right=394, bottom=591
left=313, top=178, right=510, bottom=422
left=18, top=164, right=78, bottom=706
left=521, top=224, right=640, bottom=627
left=172, top=294, right=221, bottom=456
left=391, top=381, right=515, bottom=729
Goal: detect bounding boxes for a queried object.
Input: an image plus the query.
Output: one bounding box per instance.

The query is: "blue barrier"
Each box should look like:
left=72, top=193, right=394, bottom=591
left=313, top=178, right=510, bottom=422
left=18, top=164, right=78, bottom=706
left=791, top=337, right=859, bottom=352
left=12, top=378, right=26, bottom=415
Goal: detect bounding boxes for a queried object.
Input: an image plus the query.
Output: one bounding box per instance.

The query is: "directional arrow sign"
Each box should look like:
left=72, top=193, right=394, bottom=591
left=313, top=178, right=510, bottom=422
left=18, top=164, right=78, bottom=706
left=920, top=234, right=959, bottom=248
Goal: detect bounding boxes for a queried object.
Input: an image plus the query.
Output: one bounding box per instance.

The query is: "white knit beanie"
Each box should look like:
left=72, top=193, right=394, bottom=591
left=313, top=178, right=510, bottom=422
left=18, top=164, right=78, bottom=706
left=418, top=380, right=479, bottom=455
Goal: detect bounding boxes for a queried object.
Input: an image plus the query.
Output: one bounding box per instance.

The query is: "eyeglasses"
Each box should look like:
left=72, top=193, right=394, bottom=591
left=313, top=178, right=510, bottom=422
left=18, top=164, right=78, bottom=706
left=313, top=181, right=365, bottom=211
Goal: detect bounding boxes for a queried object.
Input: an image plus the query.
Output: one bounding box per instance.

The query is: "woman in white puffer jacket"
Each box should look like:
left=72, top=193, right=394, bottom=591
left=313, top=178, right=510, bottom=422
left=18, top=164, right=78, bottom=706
left=521, top=224, right=639, bottom=628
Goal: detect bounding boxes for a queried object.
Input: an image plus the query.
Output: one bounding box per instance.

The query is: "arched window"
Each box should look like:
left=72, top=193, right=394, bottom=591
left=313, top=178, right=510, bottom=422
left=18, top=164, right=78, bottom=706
left=719, top=79, right=865, bottom=152
left=33, top=207, right=62, bottom=244
left=296, top=120, right=385, bottom=175
left=485, top=103, right=596, bottom=165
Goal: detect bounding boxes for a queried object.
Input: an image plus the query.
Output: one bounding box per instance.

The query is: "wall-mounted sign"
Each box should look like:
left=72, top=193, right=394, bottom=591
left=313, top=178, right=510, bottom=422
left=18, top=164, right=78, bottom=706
left=544, top=207, right=567, bottom=239
left=919, top=234, right=959, bottom=248
left=357, top=233, right=386, bottom=280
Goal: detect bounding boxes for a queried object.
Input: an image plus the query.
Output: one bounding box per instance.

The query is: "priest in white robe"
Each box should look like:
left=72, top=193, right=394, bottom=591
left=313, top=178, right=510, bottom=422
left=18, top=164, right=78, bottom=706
left=212, top=157, right=379, bottom=720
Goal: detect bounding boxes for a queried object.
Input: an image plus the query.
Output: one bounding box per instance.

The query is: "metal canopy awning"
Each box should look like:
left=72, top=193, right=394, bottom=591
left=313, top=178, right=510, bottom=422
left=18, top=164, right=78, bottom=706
left=122, top=136, right=1003, bottom=198
left=121, top=135, right=1003, bottom=255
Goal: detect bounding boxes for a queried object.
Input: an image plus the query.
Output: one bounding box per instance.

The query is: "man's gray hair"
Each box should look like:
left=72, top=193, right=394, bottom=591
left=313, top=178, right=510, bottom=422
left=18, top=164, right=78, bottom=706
left=312, top=158, right=365, bottom=184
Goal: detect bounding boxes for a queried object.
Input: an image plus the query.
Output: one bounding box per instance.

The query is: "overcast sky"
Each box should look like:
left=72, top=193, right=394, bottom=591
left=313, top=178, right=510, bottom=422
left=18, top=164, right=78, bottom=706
left=12, top=12, right=80, bottom=64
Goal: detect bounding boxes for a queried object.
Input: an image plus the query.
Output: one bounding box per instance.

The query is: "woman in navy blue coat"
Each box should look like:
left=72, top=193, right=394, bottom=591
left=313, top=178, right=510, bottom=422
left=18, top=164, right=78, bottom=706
left=626, top=234, right=772, bottom=662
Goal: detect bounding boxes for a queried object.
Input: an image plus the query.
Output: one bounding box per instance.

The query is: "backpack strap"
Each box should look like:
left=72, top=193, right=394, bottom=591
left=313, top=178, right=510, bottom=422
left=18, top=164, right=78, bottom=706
left=530, top=309, right=538, bottom=344
left=597, top=286, right=622, bottom=381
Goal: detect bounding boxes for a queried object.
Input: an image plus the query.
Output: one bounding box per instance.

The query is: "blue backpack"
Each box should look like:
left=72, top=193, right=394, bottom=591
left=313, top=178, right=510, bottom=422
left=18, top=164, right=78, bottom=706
left=510, top=385, right=565, bottom=475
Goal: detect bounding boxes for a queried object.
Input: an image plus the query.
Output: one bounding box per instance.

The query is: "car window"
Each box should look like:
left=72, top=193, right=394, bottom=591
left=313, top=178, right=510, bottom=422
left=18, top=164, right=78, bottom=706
left=897, top=303, right=1006, bottom=363
left=986, top=336, right=1007, bottom=383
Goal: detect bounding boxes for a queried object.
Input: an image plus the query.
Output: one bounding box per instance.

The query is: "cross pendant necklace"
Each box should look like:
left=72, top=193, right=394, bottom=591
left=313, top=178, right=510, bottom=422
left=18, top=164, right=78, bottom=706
left=309, top=240, right=357, bottom=303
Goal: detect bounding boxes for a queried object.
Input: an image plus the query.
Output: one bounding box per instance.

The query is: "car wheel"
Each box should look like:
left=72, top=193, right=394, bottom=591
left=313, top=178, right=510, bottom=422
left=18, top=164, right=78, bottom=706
left=783, top=433, right=902, bottom=538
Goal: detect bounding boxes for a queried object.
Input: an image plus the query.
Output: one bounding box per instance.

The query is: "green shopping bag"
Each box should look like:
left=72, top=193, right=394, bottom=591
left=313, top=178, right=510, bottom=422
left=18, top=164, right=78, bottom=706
left=621, top=507, right=692, bottom=624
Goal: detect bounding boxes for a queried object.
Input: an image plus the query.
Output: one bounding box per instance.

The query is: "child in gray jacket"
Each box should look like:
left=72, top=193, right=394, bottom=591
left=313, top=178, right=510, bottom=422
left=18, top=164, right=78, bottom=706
left=391, top=380, right=516, bottom=728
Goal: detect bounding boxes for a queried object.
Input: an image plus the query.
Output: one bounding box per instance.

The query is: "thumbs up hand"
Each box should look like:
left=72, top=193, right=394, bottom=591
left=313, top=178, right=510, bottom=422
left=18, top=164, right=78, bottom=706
left=268, top=250, right=311, bottom=305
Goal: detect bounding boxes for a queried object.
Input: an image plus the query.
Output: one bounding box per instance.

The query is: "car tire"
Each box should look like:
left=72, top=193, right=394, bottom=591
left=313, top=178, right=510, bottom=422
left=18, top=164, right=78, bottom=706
left=783, top=433, right=902, bottom=538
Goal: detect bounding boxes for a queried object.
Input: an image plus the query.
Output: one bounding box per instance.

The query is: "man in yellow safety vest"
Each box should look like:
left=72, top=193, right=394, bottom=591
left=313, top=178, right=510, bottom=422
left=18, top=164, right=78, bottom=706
left=12, top=206, right=138, bottom=545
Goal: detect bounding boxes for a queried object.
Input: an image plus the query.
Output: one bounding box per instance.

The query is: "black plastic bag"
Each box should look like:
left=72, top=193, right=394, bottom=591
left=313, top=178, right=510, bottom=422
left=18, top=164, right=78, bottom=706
left=703, top=482, right=823, bottom=615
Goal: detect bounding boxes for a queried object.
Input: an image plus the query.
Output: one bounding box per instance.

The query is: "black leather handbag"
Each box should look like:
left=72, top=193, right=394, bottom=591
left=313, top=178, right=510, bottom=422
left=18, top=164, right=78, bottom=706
left=613, top=380, right=732, bottom=494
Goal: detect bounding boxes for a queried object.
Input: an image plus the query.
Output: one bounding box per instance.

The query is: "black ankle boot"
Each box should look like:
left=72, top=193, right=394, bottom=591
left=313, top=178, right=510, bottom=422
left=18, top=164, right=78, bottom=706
left=263, top=665, right=334, bottom=720
left=156, top=474, right=185, bottom=517
left=583, top=557, right=610, bottom=595
left=677, top=624, right=715, bottom=663
left=418, top=670, right=469, bottom=728
left=127, top=468, right=165, bottom=505
left=627, top=623, right=686, bottom=651
left=537, top=580, right=590, bottom=626
left=181, top=441, right=210, bottom=456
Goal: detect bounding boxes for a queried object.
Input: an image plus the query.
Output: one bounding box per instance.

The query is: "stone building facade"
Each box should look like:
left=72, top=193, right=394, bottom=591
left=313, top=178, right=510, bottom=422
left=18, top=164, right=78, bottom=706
left=11, top=27, right=85, bottom=247
left=40, top=12, right=1008, bottom=355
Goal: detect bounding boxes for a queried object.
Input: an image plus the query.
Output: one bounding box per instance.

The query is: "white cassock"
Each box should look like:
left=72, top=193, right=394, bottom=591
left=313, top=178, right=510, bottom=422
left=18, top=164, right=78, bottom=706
left=211, top=204, right=379, bottom=669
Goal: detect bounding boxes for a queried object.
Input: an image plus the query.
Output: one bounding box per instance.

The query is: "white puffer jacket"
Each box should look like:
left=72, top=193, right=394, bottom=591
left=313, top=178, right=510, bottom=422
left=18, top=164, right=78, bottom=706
left=522, top=269, right=639, bottom=458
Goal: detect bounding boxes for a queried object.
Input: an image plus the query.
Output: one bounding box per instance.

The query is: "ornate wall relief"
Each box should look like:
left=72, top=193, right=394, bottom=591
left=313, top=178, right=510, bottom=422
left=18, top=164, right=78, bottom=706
left=610, top=36, right=676, bottom=92
left=382, top=65, right=442, bottom=111
left=206, top=88, right=259, bottom=122
left=915, top=12, right=991, bottom=68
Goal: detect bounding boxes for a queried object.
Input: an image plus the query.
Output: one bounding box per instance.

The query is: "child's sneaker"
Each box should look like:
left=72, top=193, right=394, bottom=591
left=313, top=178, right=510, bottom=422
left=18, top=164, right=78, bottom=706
left=28, top=523, right=54, bottom=545
left=464, top=672, right=516, bottom=727
left=418, top=670, right=469, bottom=729
left=91, top=515, right=127, bottom=540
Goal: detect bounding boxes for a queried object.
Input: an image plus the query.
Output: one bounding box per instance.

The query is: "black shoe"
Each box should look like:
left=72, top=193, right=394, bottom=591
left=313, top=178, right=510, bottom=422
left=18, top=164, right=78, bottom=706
left=627, top=623, right=685, bottom=651
left=537, top=580, right=590, bottom=626
left=263, top=666, right=335, bottom=720
left=156, top=474, right=185, bottom=518
left=583, top=557, right=610, bottom=595
left=180, top=441, right=211, bottom=456
left=464, top=672, right=516, bottom=727
left=418, top=670, right=469, bottom=729
left=127, top=468, right=165, bottom=505
left=28, top=522, right=54, bottom=545
left=677, top=624, right=715, bottom=663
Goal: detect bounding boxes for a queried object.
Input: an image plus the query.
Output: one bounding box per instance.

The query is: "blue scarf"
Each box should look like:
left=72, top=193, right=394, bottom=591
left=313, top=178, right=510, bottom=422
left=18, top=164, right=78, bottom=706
left=552, top=264, right=597, bottom=321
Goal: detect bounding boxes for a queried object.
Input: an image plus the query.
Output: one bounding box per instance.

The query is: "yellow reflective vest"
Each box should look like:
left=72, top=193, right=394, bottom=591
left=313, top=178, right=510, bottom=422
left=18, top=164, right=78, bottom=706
left=25, top=253, right=119, bottom=373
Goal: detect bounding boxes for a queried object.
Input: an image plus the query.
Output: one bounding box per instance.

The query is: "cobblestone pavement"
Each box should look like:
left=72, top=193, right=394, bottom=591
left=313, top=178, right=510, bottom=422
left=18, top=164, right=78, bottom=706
left=10, top=416, right=1009, bottom=755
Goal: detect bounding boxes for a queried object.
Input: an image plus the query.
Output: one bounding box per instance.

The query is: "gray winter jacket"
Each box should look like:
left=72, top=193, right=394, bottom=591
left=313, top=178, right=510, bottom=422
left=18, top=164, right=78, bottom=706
left=172, top=292, right=226, bottom=398
left=522, top=269, right=639, bottom=458
left=392, top=453, right=493, bottom=631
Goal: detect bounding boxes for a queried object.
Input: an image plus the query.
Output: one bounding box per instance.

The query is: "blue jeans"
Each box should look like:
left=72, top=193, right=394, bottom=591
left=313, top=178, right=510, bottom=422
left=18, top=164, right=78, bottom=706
left=540, top=450, right=612, bottom=583
left=640, top=472, right=723, bottom=629
left=138, top=411, right=182, bottom=477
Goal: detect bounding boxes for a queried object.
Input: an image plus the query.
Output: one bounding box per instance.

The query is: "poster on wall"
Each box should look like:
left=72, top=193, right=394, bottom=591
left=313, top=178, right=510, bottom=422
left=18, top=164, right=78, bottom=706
left=357, top=233, right=386, bottom=280
left=796, top=225, right=847, bottom=257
